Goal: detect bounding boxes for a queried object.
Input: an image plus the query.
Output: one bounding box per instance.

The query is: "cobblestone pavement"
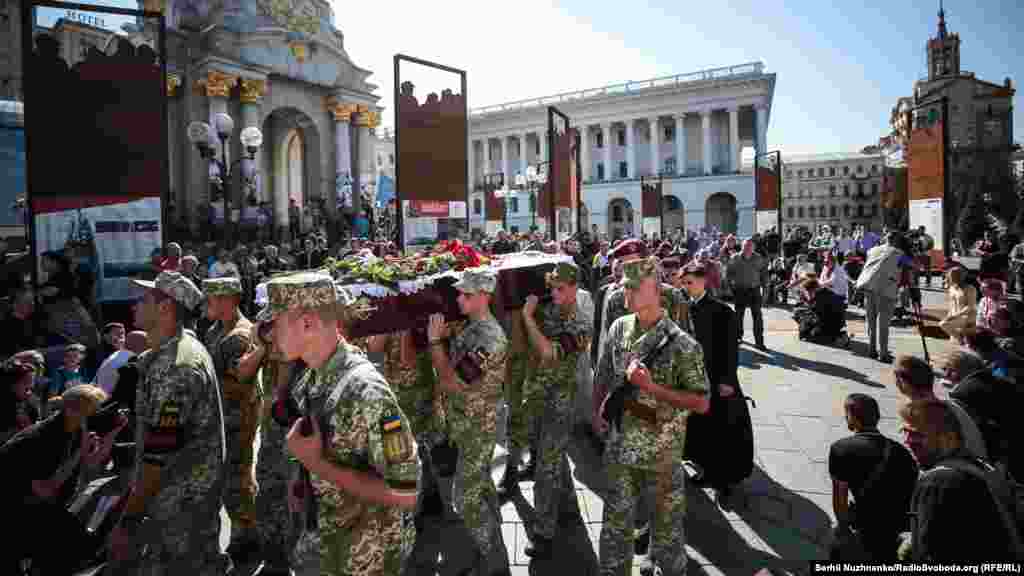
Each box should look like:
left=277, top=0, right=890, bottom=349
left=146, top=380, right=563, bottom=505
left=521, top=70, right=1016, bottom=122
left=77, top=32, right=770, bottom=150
left=211, top=295, right=958, bottom=576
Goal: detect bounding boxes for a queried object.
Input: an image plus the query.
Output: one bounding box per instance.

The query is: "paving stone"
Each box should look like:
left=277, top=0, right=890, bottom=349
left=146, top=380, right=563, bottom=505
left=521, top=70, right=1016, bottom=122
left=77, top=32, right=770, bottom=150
left=785, top=491, right=835, bottom=545
left=747, top=493, right=791, bottom=523
left=777, top=414, right=829, bottom=461
left=754, top=424, right=799, bottom=452
left=757, top=449, right=831, bottom=495
left=749, top=520, right=828, bottom=563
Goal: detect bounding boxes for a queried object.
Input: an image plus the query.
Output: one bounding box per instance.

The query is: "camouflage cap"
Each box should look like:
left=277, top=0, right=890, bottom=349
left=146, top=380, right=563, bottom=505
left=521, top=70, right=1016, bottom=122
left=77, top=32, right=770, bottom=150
left=452, top=266, right=498, bottom=294
left=623, top=257, right=660, bottom=289
left=256, top=271, right=335, bottom=323
left=202, top=276, right=242, bottom=297
left=132, top=271, right=204, bottom=311
left=333, top=281, right=377, bottom=322
left=545, top=261, right=578, bottom=286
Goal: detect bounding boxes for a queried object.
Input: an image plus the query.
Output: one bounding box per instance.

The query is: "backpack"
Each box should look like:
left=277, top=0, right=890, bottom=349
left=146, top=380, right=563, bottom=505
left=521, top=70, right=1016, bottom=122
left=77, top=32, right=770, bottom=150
left=925, top=457, right=1024, bottom=560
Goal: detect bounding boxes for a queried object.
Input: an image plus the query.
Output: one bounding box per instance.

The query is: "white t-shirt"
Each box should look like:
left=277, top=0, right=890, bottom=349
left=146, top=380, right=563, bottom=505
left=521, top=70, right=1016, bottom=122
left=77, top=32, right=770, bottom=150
left=93, top=349, right=136, bottom=396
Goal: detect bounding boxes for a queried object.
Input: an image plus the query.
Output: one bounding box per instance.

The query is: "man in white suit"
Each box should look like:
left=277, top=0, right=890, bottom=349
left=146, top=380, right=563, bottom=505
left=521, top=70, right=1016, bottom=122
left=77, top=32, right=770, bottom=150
left=855, top=232, right=905, bottom=363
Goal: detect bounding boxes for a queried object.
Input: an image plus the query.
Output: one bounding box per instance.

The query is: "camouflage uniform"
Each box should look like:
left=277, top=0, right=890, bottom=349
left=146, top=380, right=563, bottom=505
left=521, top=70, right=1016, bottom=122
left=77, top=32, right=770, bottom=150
left=259, top=273, right=420, bottom=576
left=504, top=316, right=542, bottom=485
left=529, top=263, right=593, bottom=541
left=442, top=268, right=511, bottom=572
left=594, top=259, right=709, bottom=576
left=117, top=272, right=230, bottom=575
left=202, top=276, right=262, bottom=548
left=254, top=348, right=306, bottom=571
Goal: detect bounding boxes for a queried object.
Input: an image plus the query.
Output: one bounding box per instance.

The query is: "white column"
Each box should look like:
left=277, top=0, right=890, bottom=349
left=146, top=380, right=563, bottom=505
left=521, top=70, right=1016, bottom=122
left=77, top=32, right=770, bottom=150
left=539, top=129, right=548, bottom=165
left=626, top=119, right=635, bottom=179
left=500, top=136, right=509, bottom=187
left=519, top=132, right=528, bottom=180
left=756, top=103, right=768, bottom=155
left=729, top=107, right=740, bottom=172
left=676, top=114, right=687, bottom=176
left=602, top=122, right=612, bottom=180
left=580, top=125, right=590, bottom=182
left=468, top=139, right=476, bottom=191
left=648, top=116, right=659, bottom=175
left=701, top=108, right=713, bottom=175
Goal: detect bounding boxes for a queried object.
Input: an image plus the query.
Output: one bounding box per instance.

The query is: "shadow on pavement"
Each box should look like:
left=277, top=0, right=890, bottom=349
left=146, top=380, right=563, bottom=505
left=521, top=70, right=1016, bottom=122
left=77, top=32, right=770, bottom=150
left=764, top=347, right=885, bottom=389
left=731, top=464, right=832, bottom=573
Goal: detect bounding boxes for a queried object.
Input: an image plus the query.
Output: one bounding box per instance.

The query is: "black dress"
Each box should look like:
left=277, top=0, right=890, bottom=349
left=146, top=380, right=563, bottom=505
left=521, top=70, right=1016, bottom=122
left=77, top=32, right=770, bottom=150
left=684, top=294, right=754, bottom=488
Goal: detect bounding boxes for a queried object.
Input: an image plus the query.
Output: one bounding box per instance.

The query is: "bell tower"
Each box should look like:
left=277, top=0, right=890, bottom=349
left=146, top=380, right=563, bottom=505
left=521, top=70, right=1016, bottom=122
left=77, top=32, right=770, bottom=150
left=927, top=0, right=960, bottom=80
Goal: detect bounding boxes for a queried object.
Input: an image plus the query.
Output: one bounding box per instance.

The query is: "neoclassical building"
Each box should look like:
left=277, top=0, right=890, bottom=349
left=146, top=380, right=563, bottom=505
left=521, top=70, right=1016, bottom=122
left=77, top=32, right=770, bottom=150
left=781, top=152, right=885, bottom=234
left=141, top=0, right=383, bottom=240
left=468, top=63, right=776, bottom=239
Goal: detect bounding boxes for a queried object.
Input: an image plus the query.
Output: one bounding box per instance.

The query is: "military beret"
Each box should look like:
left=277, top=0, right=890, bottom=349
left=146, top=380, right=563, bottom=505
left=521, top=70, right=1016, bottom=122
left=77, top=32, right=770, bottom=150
left=656, top=241, right=674, bottom=258
left=202, top=276, right=243, bottom=297
left=681, top=260, right=707, bottom=277
left=661, top=257, right=682, bottom=270
left=545, top=261, right=579, bottom=286
left=452, top=267, right=498, bottom=294
left=609, top=238, right=648, bottom=261
left=256, top=271, right=335, bottom=322
left=623, top=257, right=660, bottom=289
left=133, top=271, right=204, bottom=311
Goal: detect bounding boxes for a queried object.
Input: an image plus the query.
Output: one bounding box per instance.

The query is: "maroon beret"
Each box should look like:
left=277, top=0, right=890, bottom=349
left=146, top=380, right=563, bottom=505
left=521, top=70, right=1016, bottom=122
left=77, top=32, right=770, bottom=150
left=681, top=260, right=707, bottom=277
left=609, top=238, right=649, bottom=261
left=657, top=242, right=674, bottom=257
left=661, top=257, right=682, bottom=270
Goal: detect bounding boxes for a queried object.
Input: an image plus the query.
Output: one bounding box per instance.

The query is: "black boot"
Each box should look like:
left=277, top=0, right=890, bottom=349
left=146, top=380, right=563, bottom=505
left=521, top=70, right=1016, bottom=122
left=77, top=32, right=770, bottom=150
left=495, top=468, right=520, bottom=502
left=226, top=535, right=261, bottom=567
left=524, top=535, right=554, bottom=559
left=633, top=523, right=650, bottom=556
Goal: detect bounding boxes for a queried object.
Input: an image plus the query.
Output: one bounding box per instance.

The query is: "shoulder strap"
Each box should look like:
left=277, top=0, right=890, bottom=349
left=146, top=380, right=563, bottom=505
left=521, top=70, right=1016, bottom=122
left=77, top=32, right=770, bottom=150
left=858, top=434, right=893, bottom=499
left=932, top=458, right=1024, bottom=559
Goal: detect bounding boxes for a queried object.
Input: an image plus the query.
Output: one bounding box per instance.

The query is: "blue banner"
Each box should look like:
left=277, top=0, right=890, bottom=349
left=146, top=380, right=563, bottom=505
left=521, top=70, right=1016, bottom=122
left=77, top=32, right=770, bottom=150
left=377, top=174, right=395, bottom=205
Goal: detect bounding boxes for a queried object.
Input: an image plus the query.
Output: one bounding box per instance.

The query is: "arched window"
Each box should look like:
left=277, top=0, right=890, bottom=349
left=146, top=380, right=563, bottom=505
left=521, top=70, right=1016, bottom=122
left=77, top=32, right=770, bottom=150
left=844, top=204, right=851, bottom=217
left=871, top=204, right=878, bottom=216
left=820, top=205, right=826, bottom=218
left=830, top=205, right=837, bottom=217
left=787, top=206, right=795, bottom=219
left=857, top=205, right=865, bottom=217
left=798, top=206, right=805, bottom=219
left=809, top=206, right=816, bottom=218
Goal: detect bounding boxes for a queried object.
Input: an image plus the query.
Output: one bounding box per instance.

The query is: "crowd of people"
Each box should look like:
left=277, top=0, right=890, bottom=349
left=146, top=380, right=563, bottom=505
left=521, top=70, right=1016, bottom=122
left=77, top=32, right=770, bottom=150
left=0, top=218, right=1021, bottom=574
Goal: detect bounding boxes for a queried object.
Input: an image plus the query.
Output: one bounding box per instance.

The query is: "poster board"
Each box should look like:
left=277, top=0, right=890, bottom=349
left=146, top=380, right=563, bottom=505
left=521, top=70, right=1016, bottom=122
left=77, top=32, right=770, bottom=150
left=756, top=211, right=778, bottom=234
left=909, top=198, right=944, bottom=269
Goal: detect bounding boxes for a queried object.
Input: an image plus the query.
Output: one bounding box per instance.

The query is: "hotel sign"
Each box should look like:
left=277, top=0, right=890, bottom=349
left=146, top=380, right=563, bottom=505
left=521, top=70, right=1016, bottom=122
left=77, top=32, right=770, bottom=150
left=65, top=11, right=106, bottom=28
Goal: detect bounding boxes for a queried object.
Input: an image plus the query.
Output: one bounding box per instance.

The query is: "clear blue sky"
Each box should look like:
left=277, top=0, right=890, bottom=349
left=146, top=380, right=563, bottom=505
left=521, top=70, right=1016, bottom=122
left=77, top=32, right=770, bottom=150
left=343, top=0, right=1023, bottom=156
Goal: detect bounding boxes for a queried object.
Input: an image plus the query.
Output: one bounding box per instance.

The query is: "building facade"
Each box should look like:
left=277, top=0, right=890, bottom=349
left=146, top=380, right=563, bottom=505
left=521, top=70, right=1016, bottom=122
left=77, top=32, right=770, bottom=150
left=2, top=0, right=385, bottom=242
left=781, top=152, right=885, bottom=234
left=467, top=63, right=776, bottom=240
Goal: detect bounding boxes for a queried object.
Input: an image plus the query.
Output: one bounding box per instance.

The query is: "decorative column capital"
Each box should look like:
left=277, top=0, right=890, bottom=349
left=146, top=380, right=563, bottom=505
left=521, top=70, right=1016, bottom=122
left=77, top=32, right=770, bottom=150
left=354, top=110, right=380, bottom=128
left=194, top=70, right=238, bottom=98
left=166, top=73, right=181, bottom=97
left=325, top=98, right=359, bottom=122
left=239, top=78, right=267, bottom=104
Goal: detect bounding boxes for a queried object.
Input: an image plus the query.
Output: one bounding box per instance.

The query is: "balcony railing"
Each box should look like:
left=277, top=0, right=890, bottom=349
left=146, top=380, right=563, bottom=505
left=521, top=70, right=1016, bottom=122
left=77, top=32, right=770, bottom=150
left=469, top=62, right=766, bottom=116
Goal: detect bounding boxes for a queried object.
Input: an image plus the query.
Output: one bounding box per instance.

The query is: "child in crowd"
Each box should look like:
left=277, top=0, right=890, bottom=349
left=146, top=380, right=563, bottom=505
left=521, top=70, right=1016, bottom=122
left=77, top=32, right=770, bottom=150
left=975, top=279, right=1006, bottom=334
left=49, top=343, right=90, bottom=399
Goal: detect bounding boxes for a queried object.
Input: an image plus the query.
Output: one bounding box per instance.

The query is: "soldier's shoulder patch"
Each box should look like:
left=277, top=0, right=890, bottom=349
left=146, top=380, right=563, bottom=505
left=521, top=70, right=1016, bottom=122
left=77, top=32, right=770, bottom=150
left=380, top=407, right=412, bottom=464
left=158, top=400, right=181, bottom=428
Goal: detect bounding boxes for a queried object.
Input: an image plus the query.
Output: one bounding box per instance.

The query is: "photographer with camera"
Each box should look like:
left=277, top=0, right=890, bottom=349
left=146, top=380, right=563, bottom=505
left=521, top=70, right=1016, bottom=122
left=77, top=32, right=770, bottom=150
left=0, top=383, right=127, bottom=574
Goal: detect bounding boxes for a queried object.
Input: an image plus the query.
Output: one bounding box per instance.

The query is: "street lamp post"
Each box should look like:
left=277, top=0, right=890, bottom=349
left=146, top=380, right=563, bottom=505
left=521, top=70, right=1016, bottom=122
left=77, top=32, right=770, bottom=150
left=520, top=163, right=549, bottom=233
left=187, top=114, right=262, bottom=249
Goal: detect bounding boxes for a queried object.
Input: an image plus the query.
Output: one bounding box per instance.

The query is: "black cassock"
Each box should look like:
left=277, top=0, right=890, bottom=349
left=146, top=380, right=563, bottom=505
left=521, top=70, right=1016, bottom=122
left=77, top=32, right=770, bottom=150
left=684, top=294, right=755, bottom=489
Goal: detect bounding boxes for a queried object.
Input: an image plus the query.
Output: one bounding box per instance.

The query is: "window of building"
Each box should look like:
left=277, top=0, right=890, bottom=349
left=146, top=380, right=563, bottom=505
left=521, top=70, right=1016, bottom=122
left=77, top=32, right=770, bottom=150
left=664, top=125, right=673, bottom=142
left=597, top=163, right=605, bottom=180
left=829, top=167, right=836, bottom=177
left=857, top=205, right=865, bottom=217
left=829, top=185, right=836, bottom=197
left=798, top=169, right=804, bottom=178
left=617, top=130, right=625, bottom=147
left=511, top=197, right=520, bottom=213
left=473, top=198, right=481, bottom=215
left=809, top=206, right=816, bottom=218
left=612, top=205, right=623, bottom=222
left=510, top=225, right=519, bottom=233
left=798, top=206, right=805, bottom=219
left=820, top=204, right=826, bottom=217
left=830, top=205, right=837, bottom=218
left=619, top=162, right=628, bottom=178
left=871, top=204, right=878, bottom=217
left=871, top=183, right=879, bottom=196
left=389, top=153, right=394, bottom=165
left=787, top=206, right=795, bottom=219
left=817, top=168, right=825, bottom=177
left=786, top=170, right=793, bottom=179
left=596, top=132, right=603, bottom=149
left=377, top=154, right=383, bottom=166
left=843, top=184, right=850, bottom=197
left=665, top=157, right=676, bottom=174
left=857, top=182, right=865, bottom=197
left=843, top=166, right=850, bottom=176
left=857, top=164, right=864, bottom=174
left=871, top=164, right=878, bottom=174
